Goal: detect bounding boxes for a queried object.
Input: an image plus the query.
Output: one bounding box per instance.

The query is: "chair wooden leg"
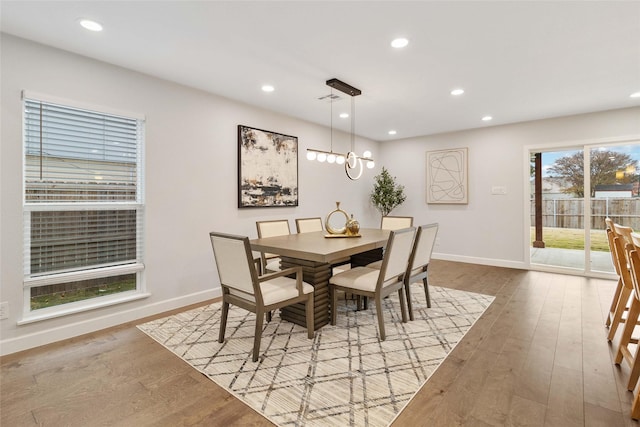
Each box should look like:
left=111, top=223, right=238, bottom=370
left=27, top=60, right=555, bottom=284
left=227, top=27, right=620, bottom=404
left=633, top=391, right=640, bottom=420
left=616, top=297, right=640, bottom=365
left=609, top=286, right=633, bottom=342
left=398, top=288, right=408, bottom=323
left=253, top=309, right=265, bottom=362
left=424, top=274, right=431, bottom=309
left=607, top=277, right=623, bottom=327
left=628, top=344, right=640, bottom=391
left=331, top=285, right=338, bottom=325
left=375, top=296, right=386, bottom=341
left=306, top=293, right=314, bottom=339
left=218, top=300, right=229, bottom=343
left=405, top=282, right=414, bottom=321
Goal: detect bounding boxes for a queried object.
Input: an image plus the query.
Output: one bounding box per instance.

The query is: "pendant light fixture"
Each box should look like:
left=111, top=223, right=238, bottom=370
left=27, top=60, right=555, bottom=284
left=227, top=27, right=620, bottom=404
left=306, top=78, right=374, bottom=180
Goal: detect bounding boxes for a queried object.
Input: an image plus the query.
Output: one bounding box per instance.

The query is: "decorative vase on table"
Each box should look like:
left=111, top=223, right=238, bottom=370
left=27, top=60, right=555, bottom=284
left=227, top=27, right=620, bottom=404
left=325, top=202, right=348, bottom=235
left=346, top=214, right=360, bottom=236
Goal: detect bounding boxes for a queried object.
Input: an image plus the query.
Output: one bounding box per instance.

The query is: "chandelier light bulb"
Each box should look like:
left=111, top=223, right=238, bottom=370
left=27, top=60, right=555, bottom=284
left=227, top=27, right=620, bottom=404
left=317, top=152, right=327, bottom=162
left=336, top=155, right=346, bottom=165
left=367, top=160, right=375, bottom=169
left=307, top=151, right=317, bottom=161
left=363, top=150, right=372, bottom=158
left=327, top=153, right=336, bottom=163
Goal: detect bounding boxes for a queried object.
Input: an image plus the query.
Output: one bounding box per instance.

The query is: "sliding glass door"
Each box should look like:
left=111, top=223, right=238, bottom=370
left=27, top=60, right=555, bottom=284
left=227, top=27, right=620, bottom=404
left=530, top=142, right=640, bottom=274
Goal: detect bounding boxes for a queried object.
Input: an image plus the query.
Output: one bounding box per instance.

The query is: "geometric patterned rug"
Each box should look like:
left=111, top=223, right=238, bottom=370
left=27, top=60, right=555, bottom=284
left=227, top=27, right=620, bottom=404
left=137, top=285, right=494, bottom=427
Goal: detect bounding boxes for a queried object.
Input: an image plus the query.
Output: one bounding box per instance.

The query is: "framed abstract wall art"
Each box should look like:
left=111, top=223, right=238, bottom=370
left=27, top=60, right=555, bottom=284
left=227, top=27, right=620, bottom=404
left=426, top=147, right=468, bottom=204
left=238, top=125, right=298, bottom=208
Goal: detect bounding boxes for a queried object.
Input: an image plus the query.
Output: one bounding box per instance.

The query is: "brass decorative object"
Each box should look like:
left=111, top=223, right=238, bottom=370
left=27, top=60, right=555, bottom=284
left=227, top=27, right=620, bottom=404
left=346, top=214, right=360, bottom=236
left=325, top=202, right=349, bottom=235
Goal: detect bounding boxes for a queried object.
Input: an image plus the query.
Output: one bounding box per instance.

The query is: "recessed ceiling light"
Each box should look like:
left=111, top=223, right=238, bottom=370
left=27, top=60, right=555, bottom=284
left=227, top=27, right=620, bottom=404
left=631, top=91, right=640, bottom=98
left=261, top=85, right=275, bottom=92
left=482, top=116, right=493, bottom=122
left=79, top=19, right=103, bottom=32
left=391, top=38, right=409, bottom=48
left=451, top=88, right=465, bottom=96
left=388, top=130, right=397, bottom=135
left=339, top=113, right=349, bottom=118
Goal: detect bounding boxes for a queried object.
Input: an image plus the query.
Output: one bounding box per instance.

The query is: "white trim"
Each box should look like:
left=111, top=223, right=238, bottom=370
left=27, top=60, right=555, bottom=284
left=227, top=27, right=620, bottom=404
left=432, top=253, right=527, bottom=270
left=23, top=202, right=143, bottom=211
left=18, top=291, right=151, bottom=325
left=22, top=90, right=146, bottom=120
left=2, top=287, right=222, bottom=356
left=24, top=263, right=145, bottom=287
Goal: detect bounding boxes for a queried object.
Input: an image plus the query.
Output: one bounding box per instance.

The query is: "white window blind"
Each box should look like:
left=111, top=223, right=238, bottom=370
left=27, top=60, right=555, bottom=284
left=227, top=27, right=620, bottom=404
left=23, top=95, right=145, bottom=312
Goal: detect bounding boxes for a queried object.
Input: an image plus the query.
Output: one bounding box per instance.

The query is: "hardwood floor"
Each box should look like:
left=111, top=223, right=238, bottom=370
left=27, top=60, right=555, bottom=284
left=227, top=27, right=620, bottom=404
left=1, top=260, right=638, bottom=426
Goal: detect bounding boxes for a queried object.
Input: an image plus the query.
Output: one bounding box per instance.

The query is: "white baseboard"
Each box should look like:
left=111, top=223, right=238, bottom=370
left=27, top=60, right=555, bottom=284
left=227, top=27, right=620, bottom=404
left=432, top=252, right=528, bottom=270
left=0, top=288, right=221, bottom=356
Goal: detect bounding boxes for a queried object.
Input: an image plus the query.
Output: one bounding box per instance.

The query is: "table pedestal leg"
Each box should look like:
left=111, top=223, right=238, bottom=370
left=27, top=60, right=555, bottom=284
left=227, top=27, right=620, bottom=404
left=279, top=256, right=331, bottom=330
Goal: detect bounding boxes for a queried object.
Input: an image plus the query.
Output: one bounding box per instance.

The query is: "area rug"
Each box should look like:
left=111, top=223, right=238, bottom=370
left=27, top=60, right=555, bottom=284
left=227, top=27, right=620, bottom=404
left=138, top=286, right=494, bottom=427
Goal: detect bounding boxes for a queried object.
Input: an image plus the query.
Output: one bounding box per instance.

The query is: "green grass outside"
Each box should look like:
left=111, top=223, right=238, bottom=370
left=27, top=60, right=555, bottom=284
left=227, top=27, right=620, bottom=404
left=31, top=278, right=136, bottom=310
left=530, top=227, right=609, bottom=251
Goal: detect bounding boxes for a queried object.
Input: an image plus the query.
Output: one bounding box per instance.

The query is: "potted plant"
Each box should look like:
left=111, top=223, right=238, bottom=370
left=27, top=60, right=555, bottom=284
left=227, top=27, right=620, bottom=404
left=370, top=167, right=406, bottom=217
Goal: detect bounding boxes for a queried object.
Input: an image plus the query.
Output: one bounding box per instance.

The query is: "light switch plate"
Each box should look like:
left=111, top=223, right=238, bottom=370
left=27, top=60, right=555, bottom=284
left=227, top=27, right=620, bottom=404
left=491, top=186, right=507, bottom=195
left=0, top=302, right=8, bottom=320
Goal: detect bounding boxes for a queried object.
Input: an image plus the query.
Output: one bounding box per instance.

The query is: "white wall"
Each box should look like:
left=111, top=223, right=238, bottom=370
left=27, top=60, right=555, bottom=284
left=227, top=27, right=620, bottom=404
left=380, top=108, right=640, bottom=267
left=0, top=35, right=380, bottom=355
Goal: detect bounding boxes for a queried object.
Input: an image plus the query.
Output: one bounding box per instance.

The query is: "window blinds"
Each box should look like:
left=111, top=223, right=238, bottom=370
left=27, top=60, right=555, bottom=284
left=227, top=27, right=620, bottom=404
left=24, top=99, right=141, bottom=202
left=23, top=97, right=144, bottom=282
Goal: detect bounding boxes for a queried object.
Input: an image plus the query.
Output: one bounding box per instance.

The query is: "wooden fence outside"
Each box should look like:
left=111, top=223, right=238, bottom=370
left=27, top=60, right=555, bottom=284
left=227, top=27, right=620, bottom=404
left=530, top=198, right=640, bottom=230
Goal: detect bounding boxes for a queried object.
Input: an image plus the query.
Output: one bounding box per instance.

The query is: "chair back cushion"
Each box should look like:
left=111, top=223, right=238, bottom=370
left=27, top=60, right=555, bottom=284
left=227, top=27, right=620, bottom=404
left=257, top=220, right=290, bottom=238
left=296, top=217, right=323, bottom=233
left=381, top=227, right=416, bottom=285
left=210, top=232, right=256, bottom=295
left=257, top=220, right=291, bottom=260
left=381, top=216, right=413, bottom=231
left=408, top=223, right=438, bottom=275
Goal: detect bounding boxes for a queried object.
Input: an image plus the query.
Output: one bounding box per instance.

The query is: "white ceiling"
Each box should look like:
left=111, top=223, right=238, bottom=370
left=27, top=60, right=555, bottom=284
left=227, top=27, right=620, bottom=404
left=2, top=1, right=639, bottom=141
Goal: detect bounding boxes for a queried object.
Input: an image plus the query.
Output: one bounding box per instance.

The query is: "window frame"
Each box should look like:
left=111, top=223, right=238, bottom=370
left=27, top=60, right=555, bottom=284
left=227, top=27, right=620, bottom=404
left=20, top=91, right=148, bottom=323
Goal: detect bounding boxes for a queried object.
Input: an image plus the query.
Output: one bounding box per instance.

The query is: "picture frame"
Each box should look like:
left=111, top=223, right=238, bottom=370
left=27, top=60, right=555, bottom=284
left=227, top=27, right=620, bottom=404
left=426, top=147, right=468, bottom=204
left=238, top=125, right=298, bottom=208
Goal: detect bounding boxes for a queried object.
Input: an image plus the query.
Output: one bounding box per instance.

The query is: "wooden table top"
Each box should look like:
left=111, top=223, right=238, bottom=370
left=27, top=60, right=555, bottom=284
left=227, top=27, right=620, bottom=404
left=250, top=228, right=390, bottom=264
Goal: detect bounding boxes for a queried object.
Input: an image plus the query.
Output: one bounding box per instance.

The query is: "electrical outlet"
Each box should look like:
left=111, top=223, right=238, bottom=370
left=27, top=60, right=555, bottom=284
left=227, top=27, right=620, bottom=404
left=0, top=302, right=8, bottom=320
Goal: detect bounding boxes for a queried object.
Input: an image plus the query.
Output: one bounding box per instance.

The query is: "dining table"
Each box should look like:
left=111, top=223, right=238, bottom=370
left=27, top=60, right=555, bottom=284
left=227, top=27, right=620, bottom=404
left=250, top=228, right=389, bottom=330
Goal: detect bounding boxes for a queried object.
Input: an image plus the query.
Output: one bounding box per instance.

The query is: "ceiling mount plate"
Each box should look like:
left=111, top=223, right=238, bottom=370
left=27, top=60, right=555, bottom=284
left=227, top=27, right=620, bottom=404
left=326, top=78, right=361, bottom=97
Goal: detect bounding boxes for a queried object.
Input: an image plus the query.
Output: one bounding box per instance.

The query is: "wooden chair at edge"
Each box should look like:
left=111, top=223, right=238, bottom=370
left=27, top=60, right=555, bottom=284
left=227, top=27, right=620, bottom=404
left=617, top=233, right=640, bottom=419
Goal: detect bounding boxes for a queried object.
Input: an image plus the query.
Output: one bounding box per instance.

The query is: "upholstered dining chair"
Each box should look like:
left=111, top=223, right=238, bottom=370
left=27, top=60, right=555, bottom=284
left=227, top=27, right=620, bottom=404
left=329, top=227, right=416, bottom=340
left=256, top=219, right=291, bottom=273
left=209, top=231, right=314, bottom=362
left=295, top=217, right=323, bottom=233
left=366, top=224, right=438, bottom=320
left=381, top=215, right=413, bottom=231
left=403, top=223, right=439, bottom=320
left=615, top=234, right=640, bottom=392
